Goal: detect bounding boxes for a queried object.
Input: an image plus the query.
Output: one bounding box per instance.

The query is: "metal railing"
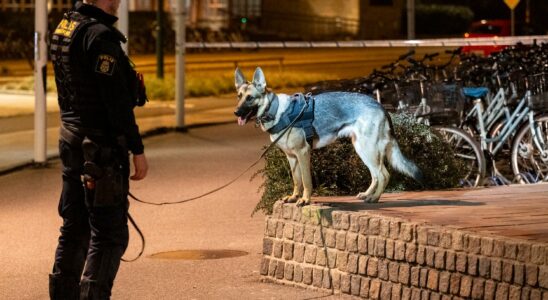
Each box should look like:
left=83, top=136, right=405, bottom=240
left=185, top=35, right=548, bottom=49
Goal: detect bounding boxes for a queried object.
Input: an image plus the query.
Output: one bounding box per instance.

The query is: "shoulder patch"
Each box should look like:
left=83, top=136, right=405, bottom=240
left=95, top=54, right=116, bottom=75
left=54, top=19, right=80, bottom=38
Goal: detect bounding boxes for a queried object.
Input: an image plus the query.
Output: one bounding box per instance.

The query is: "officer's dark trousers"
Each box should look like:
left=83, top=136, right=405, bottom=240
left=50, top=139, right=129, bottom=300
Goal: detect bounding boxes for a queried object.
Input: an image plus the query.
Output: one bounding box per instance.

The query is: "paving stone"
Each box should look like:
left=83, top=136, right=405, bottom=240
left=539, top=265, right=548, bottom=289
left=392, top=283, right=402, bottom=300
left=467, top=235, right=481, bottom=254
left=293, top=224, right=304, bottom=243
left=381, top=281, right=393, bottom=300
left=440, top=231, right=452, bottom=249
left=294, top=265, right=303, bottom=283
left=369, top=279, right=381, bottom=300
left=386, top=239, right=395, bottom=259
left=452, top=231, right=464, bottom=251
left=380, top=219, right=391, bottom=237
left=399, top=263, right=410, bottom=285
left=446, top=250, right=456, bottom=271
left=283, top=242, right=294, bottom=260
left=368, top=236, right=376, bottom=255
left=351, top=275, right=361, bottom=296
left=276, top=221, right=284, bottom=238
left=459, top=275, right=472, bottom=298
left=347, top=253, right=358, bottom=274
left=304, top=245, right=317, bottom=264
left=502, top=260, right=514, bottom=283
left=390, top=220, right=401, bottom=240
left=530, top=244, right=545, bottom=265
left=340, top=273, right=351, bottom=294
left=358, top=235, right=367, bottom=254
left=426, top=246, right=435, bottom=267
left=336, top=231, right=346, bottom=250
left=481, top=237, right=494, bottom=256
left=284, top=263, right=294, bottom=281
left=304, top=226, right=315, bottom=244
left=419, top=268, right=428, bottom=288
left=525, top=264, right=538, bottom=286
left=326, top=248, right=337, bottom=268
left=375, top=237, right=386, bottom=257
left=366, top=256, right=378, bottom=277
left=312, top=268, right=323, bottom=287
left=369, top=217, right=380, bottom=235
left=513, top=263, right=524, bottom=285
left=276, top=260, right=285, bottom=279
left=471, top=278, right=484, bottom=300
left=263, top=238, right=273, bottom=256
left=360, top=277, right=370, bottom=298
left=484, top=280, right=496, bottom=300
left=439, top=271, right=450, bottom=294
left=479, top=256, right=491, bottom=278
left=401, top=287, right=411, bottom=300
left=378, top=259, right=389, bottom=281
left=410, top=266, right=420, bottom=287
left=491, top=258, right=502, bottom=281
left=315, top=248, right=326, bottom=266
left=358, top=255, right=368, bottom=275
left=509, top=285, right=521, bottom=300
left=406, top=243, right=417, bottom=263
left=456, top=252, right=467, bottom=273
left=492, top=239, right=505, bottom=258
left=435, top=248, right=445, bottom=269
left=450, top=273, right=461, bottom=295
left=417, top=246, right=426, bottom=265
left=389, top=261, right=399, bottom=283
left=303, top=266, right=313, bottom=285
left=349, top=214, right=360, bottom=232
left=400, top=223, right=414, bottom=242
left=322, top=269, right=331, bottom=289
left=427, top=229, right=440, bottom=247
left=504, top=241, right=518, bottom=260
left=273, top=240, right=283, bottom=258
left=495, top=282, right=509, bottom=300
left=337, top=251, right=348, bottom=272
left=468, top=254, right=479, bottom=276
left=358, top=216, right=369, bottom=235
left=260, top=257, right=270, bottom=275
left=395, top=241, right=406, bottom=261
left=346, top=232, right=358, bottom=252
left=517, top=243, right=531, bottom=262
left=427, top=269, right=439, bottom=291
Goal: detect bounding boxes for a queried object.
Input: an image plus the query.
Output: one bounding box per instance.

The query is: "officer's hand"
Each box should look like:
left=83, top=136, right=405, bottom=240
left=130, top=153, right=148, bottom=180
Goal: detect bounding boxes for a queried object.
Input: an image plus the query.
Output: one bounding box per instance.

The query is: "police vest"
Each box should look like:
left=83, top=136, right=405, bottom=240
left=50, top=12, right=124, bottom=112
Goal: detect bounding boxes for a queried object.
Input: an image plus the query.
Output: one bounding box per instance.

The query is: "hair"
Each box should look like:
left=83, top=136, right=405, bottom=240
left=83, top=0, right=99, bottom=4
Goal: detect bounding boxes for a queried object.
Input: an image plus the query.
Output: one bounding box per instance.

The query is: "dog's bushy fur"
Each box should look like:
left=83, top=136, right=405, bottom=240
left=235, top=67, right=423, bottom=206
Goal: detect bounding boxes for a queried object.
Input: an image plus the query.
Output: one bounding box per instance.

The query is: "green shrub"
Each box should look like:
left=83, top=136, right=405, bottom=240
left=145, top=71, right=338, bottom=100
left=253, top=113, right=467, bottom=215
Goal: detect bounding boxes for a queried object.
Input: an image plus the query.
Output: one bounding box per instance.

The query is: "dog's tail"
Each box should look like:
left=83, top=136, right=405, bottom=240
left=386, top=140, right=424, bottom=185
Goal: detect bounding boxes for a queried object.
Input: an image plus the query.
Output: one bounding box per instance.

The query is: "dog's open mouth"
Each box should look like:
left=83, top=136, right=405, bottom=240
left=237, top=107, right=258, bottom=126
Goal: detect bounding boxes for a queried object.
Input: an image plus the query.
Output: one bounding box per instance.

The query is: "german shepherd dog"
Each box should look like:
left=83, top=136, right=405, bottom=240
left=234, top=67, right=423, bottom=206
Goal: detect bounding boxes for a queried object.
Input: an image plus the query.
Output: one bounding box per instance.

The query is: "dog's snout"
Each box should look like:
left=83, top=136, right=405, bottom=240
left=234, top=108, right=243, bottom=117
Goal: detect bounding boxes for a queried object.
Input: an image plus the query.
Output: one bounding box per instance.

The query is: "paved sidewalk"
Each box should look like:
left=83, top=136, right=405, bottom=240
left=0, top=91, right=237, bottom=173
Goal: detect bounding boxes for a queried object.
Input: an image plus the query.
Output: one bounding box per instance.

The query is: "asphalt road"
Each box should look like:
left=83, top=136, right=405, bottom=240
left=0, top=123, right=358, bottom=300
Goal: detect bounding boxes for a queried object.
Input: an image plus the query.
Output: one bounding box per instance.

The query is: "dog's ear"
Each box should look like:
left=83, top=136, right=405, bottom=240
left=252, top=67, right=267, bottom=93
left=234, top=68, right=246, bottom=90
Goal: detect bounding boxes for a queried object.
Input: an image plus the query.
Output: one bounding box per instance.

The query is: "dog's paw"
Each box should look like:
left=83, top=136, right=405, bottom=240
left=282, top=195, right=298, bottom=203
left=296, top=198, right=310, bottom=207
left=356, top=193, right=379, bottom=203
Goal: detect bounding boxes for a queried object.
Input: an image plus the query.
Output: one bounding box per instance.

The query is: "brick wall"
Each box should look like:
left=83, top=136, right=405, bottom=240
left=261, top=202, right=548, bottom=299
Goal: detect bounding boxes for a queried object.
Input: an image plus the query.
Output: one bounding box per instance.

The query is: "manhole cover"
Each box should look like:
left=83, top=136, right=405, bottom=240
left=149, top=249, right=248, bottom=260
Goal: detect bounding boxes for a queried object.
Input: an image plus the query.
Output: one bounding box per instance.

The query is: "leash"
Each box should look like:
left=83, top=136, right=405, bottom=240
left=121, top=212, right=145, bottom=262
left=122, top=95, right=310, bottom=262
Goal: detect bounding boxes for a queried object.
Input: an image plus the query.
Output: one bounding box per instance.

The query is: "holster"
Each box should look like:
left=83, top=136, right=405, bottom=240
left=81, top=137, right=129, bottom=208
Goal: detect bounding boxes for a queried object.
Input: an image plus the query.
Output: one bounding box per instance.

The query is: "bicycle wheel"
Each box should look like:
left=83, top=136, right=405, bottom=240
left=433, top=126, right=486, bottom=187
left=510, top=114, right=548, bottom=184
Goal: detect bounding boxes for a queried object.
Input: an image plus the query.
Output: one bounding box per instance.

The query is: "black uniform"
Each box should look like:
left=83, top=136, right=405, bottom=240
left=49, top=2, right=145, bottom=299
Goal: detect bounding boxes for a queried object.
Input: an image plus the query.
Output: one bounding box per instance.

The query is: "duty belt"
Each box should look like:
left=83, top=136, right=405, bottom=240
left=59, top=123, right=106, bottom=147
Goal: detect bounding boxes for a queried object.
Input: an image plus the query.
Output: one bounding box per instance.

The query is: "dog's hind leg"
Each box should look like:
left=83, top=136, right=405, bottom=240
left=352, top=133, right=388, bottom=203
left=282, top=153, right=302, bottom=203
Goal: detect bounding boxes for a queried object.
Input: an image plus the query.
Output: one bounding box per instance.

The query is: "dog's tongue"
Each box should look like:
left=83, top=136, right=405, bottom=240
left=237, top=117, right=246, bottom=126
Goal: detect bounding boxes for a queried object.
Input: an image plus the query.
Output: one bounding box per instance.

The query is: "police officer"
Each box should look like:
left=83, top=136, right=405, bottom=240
left=49, top=0, right=148, bottom=299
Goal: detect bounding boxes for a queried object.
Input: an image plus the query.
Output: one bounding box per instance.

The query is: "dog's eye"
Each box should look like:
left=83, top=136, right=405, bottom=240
left=238, top=93, right=242, bottom=99
left=245, top=95, right=253, bottom=102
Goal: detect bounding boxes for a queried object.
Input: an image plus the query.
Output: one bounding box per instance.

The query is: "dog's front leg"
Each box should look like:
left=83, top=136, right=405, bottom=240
left=296, top=147, right=312, bottom=207
left=282, top=154, right=302, bottom=203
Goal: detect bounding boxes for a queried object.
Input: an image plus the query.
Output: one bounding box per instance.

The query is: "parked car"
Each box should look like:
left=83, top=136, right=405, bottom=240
left=462, top=19, right=511, bottom=56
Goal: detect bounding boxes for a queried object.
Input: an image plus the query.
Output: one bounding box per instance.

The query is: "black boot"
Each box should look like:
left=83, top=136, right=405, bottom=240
left=49, top=273, right=80, bottom=300
left=80, top=278, right=110, bottom=300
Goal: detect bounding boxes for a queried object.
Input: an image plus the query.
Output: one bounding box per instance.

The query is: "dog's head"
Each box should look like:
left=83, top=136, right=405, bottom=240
left=234, top=67, right=268, bottom=126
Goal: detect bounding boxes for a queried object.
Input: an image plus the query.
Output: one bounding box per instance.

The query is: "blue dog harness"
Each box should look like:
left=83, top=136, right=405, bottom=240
left=261, top=93, right=316, bottom=145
